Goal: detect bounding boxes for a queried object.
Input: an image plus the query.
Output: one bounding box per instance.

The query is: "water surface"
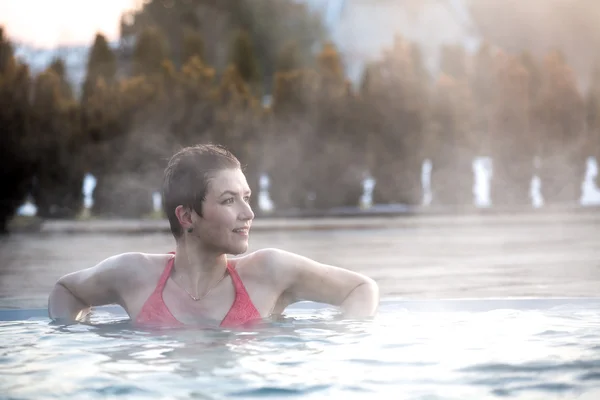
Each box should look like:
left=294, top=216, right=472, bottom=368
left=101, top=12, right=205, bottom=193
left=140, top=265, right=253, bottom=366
left=1, top=300, right=600, bottom=399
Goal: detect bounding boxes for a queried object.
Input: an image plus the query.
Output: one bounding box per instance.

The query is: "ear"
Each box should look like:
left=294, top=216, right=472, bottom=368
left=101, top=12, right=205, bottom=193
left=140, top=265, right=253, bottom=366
left=175, top=205, right=194, bottom=231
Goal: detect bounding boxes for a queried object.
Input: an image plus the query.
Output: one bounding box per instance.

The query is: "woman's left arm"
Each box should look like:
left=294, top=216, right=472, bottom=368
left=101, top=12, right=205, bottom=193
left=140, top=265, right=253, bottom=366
left=263, top=248, right=379, bottom=318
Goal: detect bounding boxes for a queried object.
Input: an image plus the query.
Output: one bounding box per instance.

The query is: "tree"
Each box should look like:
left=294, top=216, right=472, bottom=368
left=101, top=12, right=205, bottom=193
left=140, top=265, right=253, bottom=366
left=439, top=45, right=468, bottom=81
left=182, top=28, right=204, bottom=65
left=469, top=42, right=496, bottom=156
left=361, top=37, right=428, bottom=206
left=519, top=51, right=542, bottom=106
left=231, top=0, right=324, bottom=90
left=87, top=75, right=160, bottom=217
left=228, top=29, right=261, bottom=92
left=0, top=31, right=34, bottom=232
left=468, top=0, right=600, bottom=91
left=214, top=65, right=262, bottom=212
left=170, top=55, right=217, bottom=148
left=82, top=33, right=116, bottom=102
left=489, top=53, right=535, bottom=206
left=535, top=50, right=586, bottom=204
left=30, top=68, right=84, bottom=218
left=276, top=41, right=301, bottom=73
left=587, top=64, right=600, bottom=189
left=121, top=0, right=325, bottom=90
left=309, top=42, right=365, bottom=209
left=48, top=57, right=74, bottom=101
left=429, top=74, right=475, bottom=207
left=0, top=27, right=13, bottom=73
left=267, top=66, right=319, bottom=210
left=132, top=27, right=169, bottom=78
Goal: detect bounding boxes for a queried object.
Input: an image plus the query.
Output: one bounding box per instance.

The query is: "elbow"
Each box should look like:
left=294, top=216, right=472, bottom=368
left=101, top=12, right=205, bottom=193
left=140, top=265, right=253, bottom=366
left=341, top=278, right=380, bottom=318
left=358, top=276, right=380, bottom=300
left=362, top=277, right=380, bottom=306
left=48, top=280, right=89, bottom=323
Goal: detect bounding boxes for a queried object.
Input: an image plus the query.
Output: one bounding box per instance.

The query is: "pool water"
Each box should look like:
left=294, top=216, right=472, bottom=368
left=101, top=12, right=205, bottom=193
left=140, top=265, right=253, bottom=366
left=1, top=298, right=600, bottom=400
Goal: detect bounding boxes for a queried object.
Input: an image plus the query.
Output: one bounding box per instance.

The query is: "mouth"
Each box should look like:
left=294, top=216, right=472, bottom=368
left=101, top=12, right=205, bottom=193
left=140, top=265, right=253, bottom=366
left=232, top=227, right=250, bottom=236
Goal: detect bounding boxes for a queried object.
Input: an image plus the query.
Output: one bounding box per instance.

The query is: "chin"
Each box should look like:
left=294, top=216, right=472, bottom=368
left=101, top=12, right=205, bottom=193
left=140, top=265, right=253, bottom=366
left=227, top=243, right=248, bottom=255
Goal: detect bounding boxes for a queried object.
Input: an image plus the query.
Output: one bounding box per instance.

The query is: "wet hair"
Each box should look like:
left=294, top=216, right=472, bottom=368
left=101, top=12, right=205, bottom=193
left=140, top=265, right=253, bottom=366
left=162, top=144, right=241, bottom=238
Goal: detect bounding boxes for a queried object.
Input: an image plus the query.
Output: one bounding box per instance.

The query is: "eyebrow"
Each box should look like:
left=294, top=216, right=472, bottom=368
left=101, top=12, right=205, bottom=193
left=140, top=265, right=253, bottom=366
left=219, top=190, right=252, bottom=197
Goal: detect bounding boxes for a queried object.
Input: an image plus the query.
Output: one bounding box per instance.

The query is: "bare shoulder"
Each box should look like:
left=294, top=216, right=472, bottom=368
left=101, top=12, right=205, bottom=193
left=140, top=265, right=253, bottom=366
left=110, top=252, right=171, bottom=283
left=229, top=248, right=284, bottom=281
left=230, top=248, right=308, bottom=285
left=83, top=252, right=170, bottom=289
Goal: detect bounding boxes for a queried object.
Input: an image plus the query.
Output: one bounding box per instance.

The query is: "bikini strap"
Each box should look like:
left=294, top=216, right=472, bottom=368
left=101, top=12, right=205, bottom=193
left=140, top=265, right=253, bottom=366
left=226, top=261, right=244, bottom=291
left=154, top=252, right=176, bottom=293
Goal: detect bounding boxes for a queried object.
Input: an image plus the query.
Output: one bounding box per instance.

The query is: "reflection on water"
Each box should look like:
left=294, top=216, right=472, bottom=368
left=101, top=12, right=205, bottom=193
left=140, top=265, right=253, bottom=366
left=1, top=302, right=599, bottom=399
left=1, top=212, right=600, bottom=308
left=1, top=213, right=599, bottom=398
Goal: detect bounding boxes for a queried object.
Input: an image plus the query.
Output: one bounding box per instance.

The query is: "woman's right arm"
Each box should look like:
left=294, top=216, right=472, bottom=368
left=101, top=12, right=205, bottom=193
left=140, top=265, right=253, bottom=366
left=48, top=253, right=134, bottom=323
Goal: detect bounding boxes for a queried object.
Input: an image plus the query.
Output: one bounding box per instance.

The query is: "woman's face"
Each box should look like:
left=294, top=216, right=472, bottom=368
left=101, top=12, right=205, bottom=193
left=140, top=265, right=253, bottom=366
left=193, top=168, right=254, bottom=255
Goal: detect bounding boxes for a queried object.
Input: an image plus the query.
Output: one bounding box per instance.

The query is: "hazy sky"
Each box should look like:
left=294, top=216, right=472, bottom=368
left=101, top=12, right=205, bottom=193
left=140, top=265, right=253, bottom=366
left=0, top=0, right=138, bottom=48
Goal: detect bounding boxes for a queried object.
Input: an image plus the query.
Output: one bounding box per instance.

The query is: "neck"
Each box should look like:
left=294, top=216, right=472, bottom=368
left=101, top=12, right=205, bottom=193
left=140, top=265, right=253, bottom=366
left=173, top=237, right=228, bottom=297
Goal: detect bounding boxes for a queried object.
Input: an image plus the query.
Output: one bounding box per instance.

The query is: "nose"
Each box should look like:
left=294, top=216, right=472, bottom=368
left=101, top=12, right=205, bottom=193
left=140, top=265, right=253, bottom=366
left=240, top=200, right=254, bottom=222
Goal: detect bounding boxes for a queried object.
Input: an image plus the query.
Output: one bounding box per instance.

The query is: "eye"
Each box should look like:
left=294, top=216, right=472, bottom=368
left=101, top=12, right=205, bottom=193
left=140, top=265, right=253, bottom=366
left=222, top=198, right=234, bottom=205
left=243, top=196, right=251, bottom=203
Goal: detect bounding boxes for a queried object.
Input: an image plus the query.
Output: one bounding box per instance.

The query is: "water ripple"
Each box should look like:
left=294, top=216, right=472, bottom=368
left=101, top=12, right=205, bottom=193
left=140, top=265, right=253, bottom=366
left=461, top=359, right=600, bottom=373
left=1, top=305, right=600, bottom=399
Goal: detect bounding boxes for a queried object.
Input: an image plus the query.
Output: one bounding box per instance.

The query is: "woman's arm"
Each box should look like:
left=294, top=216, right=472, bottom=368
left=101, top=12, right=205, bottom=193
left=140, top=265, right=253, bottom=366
left=47, top=253, right=136, bottom=323
left=263, top=248, right=379, bottom=318
left=48, top=281, right=93, bottom=323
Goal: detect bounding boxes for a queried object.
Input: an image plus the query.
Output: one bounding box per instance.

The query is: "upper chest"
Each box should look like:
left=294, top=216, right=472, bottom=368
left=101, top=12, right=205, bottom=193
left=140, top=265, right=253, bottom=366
left=129, top=259, right=281, bottom=326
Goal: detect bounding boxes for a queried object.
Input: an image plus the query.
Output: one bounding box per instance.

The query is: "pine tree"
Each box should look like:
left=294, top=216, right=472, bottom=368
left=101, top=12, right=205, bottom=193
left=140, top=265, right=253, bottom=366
left=518, top=51, right=543, bottom=167
left=182, top=29, right=204, bottom=65
left=363, top=36, right=428, bottom=206
left=214, top=65, right=261, bottom=212
left=48, top=57, right=73, bottom=100
left=310, top=42, right=364, bottom=209
left=469, top=42, right=496, bottom=156
left=490, top=53, right=535, bottom=206
left=87, top=75, right=159, bottom=217
left=0, top=32, right=35, bottom=232
left=229, top=29, right=260, bottom=90
left=132, top=27, right=169, bottom=77
left=30, top=68, right=83, bottom=218
left=535, top=50, right=586, bottom=204
left=276, top=41, right=301, bottom=73
left=317, top=42, right=345, bottom=81
left=82, top=33, right=116, bottom=102
left=440, top=45, right=468, bottom=81
left=429, top=74, right=475, bottom=207
left=171, top=55, right=216, bottom=147
left=519, top=51, right=542, bottom=106
left=0, top=27, right=14, bottom=74
left=121, top=0, right=324, bottom=92
left=587, top=64, right=600, bottom=189
left=267, top=67, right=318, bottom=210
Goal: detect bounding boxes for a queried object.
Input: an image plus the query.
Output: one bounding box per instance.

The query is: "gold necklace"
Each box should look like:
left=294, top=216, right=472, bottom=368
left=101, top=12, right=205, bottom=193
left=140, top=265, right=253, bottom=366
left=176, top=269, right=228, bottom=301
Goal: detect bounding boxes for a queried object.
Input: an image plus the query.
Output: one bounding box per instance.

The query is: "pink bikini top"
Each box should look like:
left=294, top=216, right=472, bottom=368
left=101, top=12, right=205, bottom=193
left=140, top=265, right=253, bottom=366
left=134, top=254, right=261, bottom=328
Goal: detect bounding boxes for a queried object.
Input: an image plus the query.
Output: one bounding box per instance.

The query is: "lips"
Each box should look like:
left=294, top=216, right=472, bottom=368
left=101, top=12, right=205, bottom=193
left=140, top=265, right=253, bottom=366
left=232, top=227, right=250, bottom=234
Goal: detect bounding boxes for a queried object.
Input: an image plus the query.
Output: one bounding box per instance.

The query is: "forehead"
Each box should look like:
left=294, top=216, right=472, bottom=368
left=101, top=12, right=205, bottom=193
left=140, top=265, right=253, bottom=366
left=207, top=168, right=249, bottom=194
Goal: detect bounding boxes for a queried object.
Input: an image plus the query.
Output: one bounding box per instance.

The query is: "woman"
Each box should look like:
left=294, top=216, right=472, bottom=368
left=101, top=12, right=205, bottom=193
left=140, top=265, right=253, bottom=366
left=48, top=144, right=379, bottom=328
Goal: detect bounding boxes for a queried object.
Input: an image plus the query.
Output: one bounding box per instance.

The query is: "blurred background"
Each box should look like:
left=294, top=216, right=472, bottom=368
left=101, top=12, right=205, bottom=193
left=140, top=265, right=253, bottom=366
left=1, top=0, right=600, bottom=233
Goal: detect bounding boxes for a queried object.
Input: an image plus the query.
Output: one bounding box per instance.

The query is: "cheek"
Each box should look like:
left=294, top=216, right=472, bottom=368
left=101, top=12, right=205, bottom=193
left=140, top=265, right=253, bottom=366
left=201, top=208, right=234, bottom=232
